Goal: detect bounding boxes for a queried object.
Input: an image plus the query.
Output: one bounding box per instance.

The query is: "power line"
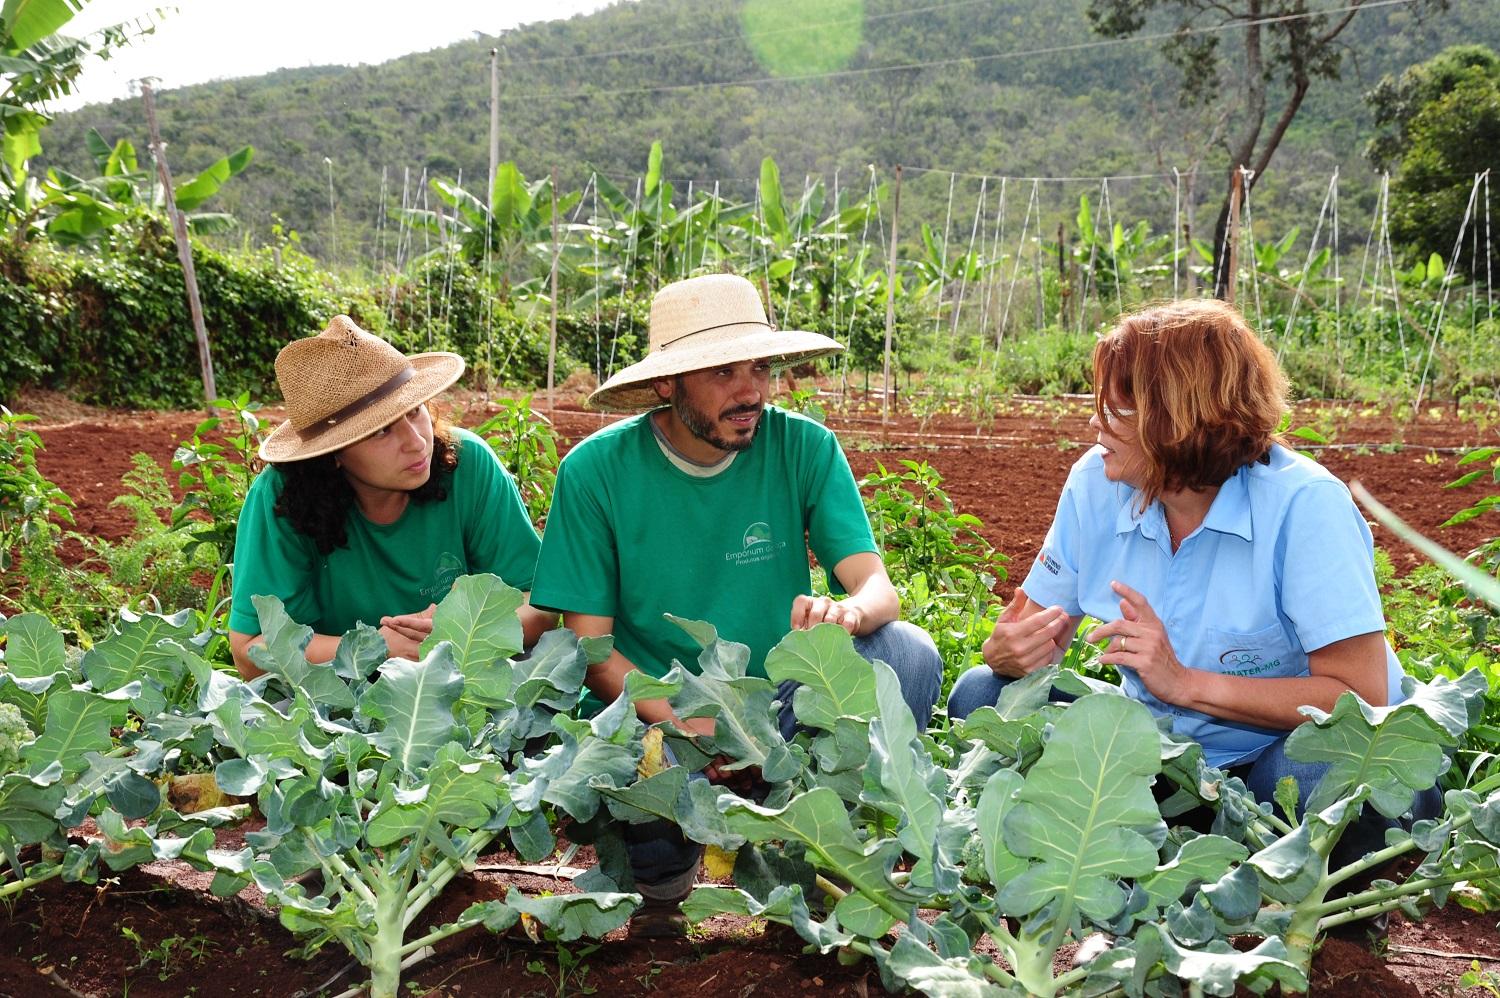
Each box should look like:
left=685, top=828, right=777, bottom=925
left=501, top=0, right=1001, bottom=68
left=503, top=0, right=1421, bottom=102
left=51, top=0, right=1421, bottom=139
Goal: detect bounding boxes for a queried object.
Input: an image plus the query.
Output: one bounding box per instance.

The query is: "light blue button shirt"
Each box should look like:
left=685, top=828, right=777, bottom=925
left=1021, top=443, right=1403, bottom=768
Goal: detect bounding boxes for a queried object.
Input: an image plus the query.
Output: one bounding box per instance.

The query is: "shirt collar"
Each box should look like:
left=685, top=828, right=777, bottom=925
left=1113, top=466, right=1254, bottom=543
left=1200, top=464, right=1254, bottom=542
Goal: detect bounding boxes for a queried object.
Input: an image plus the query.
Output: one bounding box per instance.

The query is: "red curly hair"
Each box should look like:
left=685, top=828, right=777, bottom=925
left=1093, top=299, right=1289, bottom=507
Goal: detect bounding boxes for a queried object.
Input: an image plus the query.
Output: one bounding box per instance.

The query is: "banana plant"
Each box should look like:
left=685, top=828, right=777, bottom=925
left=404, top=161, right=580, bottom=302
left=582, top=141, right=736, bottom=296
left=1, top=0, right=156, bottom=241
left=1075, top=193, right=1177, bottom=305
left=908, top=220, right=1000, bottom=318
left=1190, top=225, right=1334, bottom=305
left=36, top=129, right=253, bottom=245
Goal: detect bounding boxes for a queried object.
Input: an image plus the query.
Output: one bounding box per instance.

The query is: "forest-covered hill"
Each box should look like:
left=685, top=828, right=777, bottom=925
left=36, top=0, right=1500, bottom=266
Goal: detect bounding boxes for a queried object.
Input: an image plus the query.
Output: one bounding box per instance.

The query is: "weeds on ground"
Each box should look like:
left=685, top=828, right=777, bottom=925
left=525, top=939, right=600, bottom=997
left=859, top=459, right=1007, bottom=695
left=170, top=391, right=265, bottom=566
left=0, top=405, right=74, bottom=574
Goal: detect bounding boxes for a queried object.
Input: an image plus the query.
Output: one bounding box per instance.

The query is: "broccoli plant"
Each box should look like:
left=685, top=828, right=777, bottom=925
left=0, top=608, right=243, bottom=900
left=599, top=620, right=1500, bottom=996
left=182, top=577, right=643, bottom=998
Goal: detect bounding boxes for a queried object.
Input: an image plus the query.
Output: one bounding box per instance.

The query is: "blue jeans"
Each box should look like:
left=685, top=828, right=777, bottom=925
left=946, top=664, right=1442, bottom=867
left=629, top=621, right=944, bottom=895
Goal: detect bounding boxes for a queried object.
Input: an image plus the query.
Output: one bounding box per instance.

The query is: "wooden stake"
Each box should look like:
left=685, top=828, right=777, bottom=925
left=1226, top=168, right=1243, bottom=306
left=756, top=275, right=797, bottom=392
left=142, top=81, right=216, bottom=412
left=882, top=165, right=902, bottom=429
left=488, top=48, right=501, bottom=208
left=547, top=165, right=559, bottom=413
left=1057, top=221, right=1067, bottom=328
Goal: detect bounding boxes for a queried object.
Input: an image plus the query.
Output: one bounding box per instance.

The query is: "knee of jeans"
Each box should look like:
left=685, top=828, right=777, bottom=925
left=947, top=665, right=1004, bottom=722
left=892, top=620, right=944, bottom=674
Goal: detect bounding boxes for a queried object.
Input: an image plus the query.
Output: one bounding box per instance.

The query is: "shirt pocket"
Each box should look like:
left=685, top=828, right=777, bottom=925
left=1200, top=622, right=1301, bottom=680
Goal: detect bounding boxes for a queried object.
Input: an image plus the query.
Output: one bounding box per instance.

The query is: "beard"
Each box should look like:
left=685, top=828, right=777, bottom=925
left=672, top=382, right=762, bottom=453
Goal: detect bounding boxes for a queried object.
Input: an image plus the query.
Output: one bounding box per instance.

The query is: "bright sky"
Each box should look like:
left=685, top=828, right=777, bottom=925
left=52, top=0, right=624, bottom=111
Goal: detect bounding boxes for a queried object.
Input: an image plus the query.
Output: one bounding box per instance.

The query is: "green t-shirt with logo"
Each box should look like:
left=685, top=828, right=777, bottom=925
left=228, top=427, right=540, bottom=637
left=530, top=406, right=877, bottom=681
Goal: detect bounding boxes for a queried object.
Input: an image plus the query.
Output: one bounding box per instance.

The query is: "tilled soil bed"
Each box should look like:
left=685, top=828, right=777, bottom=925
left=8, top=387, right=1500, bottom=995
left=24, top=389, right=1500, bottom=598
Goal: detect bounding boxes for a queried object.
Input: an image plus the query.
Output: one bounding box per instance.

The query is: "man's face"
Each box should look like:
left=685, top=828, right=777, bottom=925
left=664, top=359, right=772, bottom=453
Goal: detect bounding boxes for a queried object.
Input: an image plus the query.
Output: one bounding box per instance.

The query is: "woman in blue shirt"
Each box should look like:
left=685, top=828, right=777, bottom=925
left=949, top=299, right=1435, bottom=865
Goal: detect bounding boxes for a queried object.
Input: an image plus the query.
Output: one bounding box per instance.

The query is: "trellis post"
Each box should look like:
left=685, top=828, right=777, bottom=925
left=1226, top=169, right=1243, bottom=305
left=882, top=165, right=902, bottom=428
left=547, top=165, right=560, bottom=413
left=142, top=81, right=216, bottom=414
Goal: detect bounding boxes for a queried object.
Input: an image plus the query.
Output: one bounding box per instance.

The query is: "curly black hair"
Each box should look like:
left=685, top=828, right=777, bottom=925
left=273, top=407, right=461, bottom=555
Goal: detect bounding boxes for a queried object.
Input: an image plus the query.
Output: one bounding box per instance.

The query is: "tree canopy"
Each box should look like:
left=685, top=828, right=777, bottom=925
left=1367, top=44, right=1500, bottom=276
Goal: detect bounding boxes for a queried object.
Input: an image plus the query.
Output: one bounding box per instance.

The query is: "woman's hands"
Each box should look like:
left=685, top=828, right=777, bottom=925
left=982, top=597, right=1075, bottom=677
left=1087, top=581, right=1194, bottom=706
left=378, top=603, right=437, bottom=660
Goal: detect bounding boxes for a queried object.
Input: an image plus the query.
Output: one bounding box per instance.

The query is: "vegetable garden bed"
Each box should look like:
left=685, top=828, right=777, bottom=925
left=5, top=388, right=1499, bottom=997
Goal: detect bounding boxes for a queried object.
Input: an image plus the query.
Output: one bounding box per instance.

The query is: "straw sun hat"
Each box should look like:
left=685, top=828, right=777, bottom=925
left=588, top=274, right=843, bottom=412
left=259, top=315, right=464, bottom=463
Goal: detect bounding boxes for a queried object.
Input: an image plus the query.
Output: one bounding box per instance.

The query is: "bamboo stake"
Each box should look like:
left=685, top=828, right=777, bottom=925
left=487, top=48, right=500, bottom=206
left=142, top=81, right=216, bottom=413
left=882, top=165, right=902, bottom=430
left=1226, top=168, right=1243, bottom=306
left=548, top=165, right=559, bottom=413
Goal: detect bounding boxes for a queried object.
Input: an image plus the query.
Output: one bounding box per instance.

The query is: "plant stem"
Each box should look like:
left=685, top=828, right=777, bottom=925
left=1312, top=864, right=1500, bottom=920
left=398, top=915, right=482, bottom=958
left=814, top=874, right=847, bottom=902
left=401, top=828, right=497, bottom=930
left=310, top=835, right=377, bottom=907
left=0, top=864, right=62, bottom=900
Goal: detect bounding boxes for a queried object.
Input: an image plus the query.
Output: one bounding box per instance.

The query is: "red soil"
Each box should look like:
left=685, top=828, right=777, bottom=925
left=6, top=388, right=1499, bottom=996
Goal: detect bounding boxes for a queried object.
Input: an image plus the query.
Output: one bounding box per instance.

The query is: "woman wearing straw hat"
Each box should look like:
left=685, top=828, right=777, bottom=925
left=531, top=273, right=942, bottom=934
left=228, top=315, right=555, bottom=677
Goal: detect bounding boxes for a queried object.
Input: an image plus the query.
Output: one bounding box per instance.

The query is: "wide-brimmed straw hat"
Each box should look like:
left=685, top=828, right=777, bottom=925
left=259, top=315, right=464, bottom=462
left=588, top=274, right=843, bottom=412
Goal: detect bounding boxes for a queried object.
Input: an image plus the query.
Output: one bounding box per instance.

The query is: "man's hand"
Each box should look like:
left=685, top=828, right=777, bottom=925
left=790, top=594, right=864, bottom=635
left=1086, top=581, right=1192, bottom=705
left=378, top=603, right=437, bottom=660
left=982, top=599, right=1073, bottom=678
left=672, top=715, right=755, bottom=787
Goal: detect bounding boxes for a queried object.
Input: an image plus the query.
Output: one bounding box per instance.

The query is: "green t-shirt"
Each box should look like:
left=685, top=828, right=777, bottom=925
left=228, top=427, right=540, bottom=637
left=530, top=406, right=877, bottom=680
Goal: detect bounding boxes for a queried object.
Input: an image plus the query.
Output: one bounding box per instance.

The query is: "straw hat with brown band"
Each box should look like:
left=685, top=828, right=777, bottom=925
left=259, top=315, right=465, bottom=463
left=588, top=274, right=844, bottom=413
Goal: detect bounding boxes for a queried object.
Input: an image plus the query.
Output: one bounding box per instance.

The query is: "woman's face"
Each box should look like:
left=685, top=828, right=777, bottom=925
left=1089, top=400, right=1148, bottom=489
left=337, top=405, right=435, bottom=496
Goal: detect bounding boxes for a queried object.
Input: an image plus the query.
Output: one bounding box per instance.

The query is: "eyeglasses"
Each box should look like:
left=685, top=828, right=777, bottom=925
left=1102, top=406, right=1137, bottom=424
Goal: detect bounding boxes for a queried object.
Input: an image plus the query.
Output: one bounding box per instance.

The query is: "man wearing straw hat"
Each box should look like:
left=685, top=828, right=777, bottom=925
left=530, top=273, right=942, bottom=932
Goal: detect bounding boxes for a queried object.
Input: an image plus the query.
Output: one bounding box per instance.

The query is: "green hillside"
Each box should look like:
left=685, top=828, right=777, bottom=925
left=37, top=0, right=1500, bottom=266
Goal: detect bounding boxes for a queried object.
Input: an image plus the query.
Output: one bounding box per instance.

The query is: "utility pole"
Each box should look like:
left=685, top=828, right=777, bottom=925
left=881, top=165, right=902, bottom=429
left=142, top=81, right=216, bottom=410
left=488, top=48, right=501, bottom=208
